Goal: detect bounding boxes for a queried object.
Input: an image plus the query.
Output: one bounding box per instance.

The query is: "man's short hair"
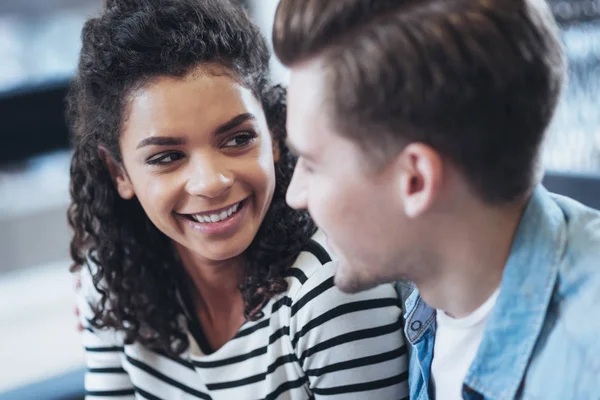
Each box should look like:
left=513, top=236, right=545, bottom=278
left=273, top=0, right=566, bottom=203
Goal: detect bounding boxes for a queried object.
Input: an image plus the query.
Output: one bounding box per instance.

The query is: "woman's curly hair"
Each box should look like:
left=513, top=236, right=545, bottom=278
left=67, top=0, right=316, bottom=356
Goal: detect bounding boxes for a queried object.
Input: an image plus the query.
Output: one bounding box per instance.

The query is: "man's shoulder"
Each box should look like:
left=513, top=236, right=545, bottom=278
left=551, top=192, right=600, bottom=254
left=551, top=193, right=600, bottom=295
left=550, top=196, right=600, bottom=373
left=526, top=276, right=600, bottom=397
left=518, top=194, right=600, bottom=396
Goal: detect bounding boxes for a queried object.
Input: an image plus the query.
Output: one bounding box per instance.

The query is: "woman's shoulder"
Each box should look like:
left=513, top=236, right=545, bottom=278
left=277, top=232, right=405, bottom=384
left=283, top=230, right=399, bottom=312
left=283, top=230, right=335, bottom=299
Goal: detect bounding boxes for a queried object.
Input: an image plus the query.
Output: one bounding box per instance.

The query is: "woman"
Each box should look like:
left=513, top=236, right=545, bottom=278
left=68, top=0, right=409, bottom=399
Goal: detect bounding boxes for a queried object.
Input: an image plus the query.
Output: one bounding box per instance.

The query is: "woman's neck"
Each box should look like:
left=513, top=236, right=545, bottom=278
left=175, top=244, right=245, bottom=319
left=175, top=244, right=247, bottom=351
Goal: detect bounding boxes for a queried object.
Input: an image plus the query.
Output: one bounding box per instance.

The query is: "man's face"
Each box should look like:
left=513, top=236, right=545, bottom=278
left=285, top=60, right=413, bottom=293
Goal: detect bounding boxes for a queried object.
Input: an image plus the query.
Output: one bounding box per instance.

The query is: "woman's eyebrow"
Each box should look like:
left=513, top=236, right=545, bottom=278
left=214, top=113, right=257, bottom=136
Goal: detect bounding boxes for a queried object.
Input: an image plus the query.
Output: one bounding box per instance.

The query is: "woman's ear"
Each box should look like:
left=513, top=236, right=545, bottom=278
left=99, top=147, right=135, bottom=200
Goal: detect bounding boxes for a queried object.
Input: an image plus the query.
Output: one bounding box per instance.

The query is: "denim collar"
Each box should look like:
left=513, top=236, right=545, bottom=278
left=464, top=186, right=567, bottom=399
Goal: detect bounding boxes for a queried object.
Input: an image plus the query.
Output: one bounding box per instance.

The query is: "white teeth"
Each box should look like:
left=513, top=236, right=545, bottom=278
left=191, top=201, right=242, bottom=224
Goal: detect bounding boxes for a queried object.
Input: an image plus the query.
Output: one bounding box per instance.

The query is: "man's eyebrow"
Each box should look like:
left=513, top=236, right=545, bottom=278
left=286, top=138, right=316, bottom=161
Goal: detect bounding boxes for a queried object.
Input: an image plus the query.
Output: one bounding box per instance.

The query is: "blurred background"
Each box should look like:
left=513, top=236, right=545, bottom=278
left=0, top=0, right=598, bottom=398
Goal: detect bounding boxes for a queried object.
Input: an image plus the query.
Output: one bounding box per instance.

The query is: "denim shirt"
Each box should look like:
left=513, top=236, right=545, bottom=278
left=401, top=186, right=600, bottom=400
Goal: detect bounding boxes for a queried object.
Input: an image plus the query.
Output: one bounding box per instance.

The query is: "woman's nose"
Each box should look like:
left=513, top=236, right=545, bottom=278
left=184, top=156, right=234, bottom=199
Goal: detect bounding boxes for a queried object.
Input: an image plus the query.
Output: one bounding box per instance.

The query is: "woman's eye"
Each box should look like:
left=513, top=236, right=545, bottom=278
left=146, top=152, right=185, bottom=166
left=223, top=132, right=257, bottom=148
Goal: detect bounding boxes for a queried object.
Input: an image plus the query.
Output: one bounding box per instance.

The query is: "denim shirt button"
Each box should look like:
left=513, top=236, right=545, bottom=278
left=410, top=320, right=423, bottom=331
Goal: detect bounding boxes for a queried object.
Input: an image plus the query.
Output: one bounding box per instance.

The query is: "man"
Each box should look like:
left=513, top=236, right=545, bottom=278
left=272, top=0, right=600, bottom=399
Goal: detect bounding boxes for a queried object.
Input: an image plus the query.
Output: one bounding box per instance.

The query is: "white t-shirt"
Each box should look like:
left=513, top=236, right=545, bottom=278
left=431, top=288, right=500, bottom=400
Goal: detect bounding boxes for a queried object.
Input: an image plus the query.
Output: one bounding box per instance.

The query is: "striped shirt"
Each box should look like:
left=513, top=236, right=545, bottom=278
left=76, top=233, right=409, bottom=400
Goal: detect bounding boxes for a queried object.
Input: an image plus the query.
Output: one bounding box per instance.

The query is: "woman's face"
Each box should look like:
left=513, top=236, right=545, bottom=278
left=112, top=66, right=277, bottom=264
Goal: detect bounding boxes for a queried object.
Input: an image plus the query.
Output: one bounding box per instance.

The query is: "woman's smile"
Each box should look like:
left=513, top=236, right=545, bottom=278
left=176, top=197, right=250, bottom=235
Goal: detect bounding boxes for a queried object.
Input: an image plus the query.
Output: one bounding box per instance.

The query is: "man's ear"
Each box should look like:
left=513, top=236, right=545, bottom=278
left=100, top=147, right=135, bottom=200
left=395, top=143, right=443, bottom=218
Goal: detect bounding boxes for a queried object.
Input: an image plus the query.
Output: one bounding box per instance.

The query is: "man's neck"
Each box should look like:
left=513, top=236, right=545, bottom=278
left=416, top=197, right=527, bottom=318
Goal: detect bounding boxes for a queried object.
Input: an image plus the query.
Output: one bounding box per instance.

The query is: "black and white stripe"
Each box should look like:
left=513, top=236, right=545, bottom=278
left=78, top=231, right=409, bottom=400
